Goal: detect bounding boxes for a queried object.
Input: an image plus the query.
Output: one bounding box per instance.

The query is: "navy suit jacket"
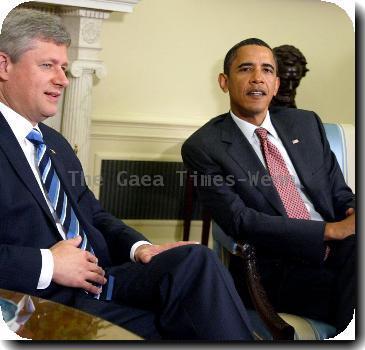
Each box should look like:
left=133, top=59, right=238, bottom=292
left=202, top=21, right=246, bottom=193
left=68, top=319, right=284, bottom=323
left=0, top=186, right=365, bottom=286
left=182, top=108, right=355, bottom=266
left=0, top=112, right=147, bottom=305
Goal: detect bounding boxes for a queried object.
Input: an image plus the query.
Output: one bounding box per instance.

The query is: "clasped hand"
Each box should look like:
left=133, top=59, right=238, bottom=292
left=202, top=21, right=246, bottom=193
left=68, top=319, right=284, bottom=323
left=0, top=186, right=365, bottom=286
left=50, top=237, right=199, bottom=293
left=50, top=236, right=106, bottom=295
left=324, top=208, right=355, bottom=241
left=134, top=240, right=199, bottom=263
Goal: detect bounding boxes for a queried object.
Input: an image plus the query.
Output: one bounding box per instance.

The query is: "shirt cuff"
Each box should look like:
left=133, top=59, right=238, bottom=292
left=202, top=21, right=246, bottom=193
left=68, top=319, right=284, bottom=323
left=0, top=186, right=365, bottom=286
left=130, top=241, right=152, bottom=262
left=37, top=249, right=54, bottom=289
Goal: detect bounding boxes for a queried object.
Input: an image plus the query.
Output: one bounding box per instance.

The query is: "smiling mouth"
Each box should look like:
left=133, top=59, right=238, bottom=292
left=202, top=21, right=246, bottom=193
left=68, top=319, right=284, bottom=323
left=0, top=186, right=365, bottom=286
left=45, top=92, right=61, bottom=101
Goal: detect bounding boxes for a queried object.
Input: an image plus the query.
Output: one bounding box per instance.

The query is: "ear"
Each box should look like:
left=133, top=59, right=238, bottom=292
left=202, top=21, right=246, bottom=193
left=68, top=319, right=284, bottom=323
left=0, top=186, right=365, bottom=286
left=273, top=76, right=280, bottom=96
left=218, top=73, right=229, bottom=93
left=0, top=53, right=11, bottom=81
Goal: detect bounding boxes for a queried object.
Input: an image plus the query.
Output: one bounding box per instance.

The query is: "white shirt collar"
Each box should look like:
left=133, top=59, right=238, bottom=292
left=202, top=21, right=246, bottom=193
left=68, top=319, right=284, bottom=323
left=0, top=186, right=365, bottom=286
left=230, top=110, right=279, bottom=141
left=0, top=101, right=41, bottom=144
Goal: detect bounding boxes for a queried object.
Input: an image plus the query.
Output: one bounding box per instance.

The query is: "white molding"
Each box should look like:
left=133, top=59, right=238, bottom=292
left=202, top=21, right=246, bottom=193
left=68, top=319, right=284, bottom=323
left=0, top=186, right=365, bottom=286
left=92, top=134, right=189, bottom=144
left=34, top=0, right=140, bottom=13
left=92, top=114, right=208, bottom=128
left=91, top=116, right=206, bottom=143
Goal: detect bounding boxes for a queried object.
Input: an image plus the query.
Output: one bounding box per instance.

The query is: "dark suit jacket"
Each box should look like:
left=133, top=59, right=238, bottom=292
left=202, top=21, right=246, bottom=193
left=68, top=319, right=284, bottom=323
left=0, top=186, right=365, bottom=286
left=0, top=112, right=147, bottom=305
left=182, top=108, right=355, bottom=266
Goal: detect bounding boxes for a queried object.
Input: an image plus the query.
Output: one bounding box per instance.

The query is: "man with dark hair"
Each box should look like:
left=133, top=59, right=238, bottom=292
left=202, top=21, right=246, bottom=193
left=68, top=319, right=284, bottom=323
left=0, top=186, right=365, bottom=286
left=182, top=38, right=355, bottom=335
left=270, top=44, right=309, bottom=108
left=0, top=8, right=254, bottom=340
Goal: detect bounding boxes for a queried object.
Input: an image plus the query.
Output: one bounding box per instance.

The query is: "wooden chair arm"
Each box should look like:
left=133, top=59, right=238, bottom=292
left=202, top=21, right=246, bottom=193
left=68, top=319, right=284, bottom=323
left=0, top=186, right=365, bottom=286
left=235, top=241, right=295, bottom=340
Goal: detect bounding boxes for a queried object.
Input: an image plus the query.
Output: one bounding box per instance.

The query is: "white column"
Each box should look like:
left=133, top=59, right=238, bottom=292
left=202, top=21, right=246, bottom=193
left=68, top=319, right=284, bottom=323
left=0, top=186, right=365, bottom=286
left=28, top=0, right=141, bottom=172
left=60, top=8, right=109, bottom=174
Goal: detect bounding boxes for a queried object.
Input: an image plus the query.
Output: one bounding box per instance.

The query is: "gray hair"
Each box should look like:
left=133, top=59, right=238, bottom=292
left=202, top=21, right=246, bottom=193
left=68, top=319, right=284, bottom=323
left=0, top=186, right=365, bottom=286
left=0, top=8, right=71, bottom=62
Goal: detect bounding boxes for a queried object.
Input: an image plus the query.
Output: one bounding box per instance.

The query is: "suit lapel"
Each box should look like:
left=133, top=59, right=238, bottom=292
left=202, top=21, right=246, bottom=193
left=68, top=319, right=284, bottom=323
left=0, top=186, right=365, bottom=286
left=0, top=113, right=55, bottom=224
left=221, top=115, right=287, bottom=216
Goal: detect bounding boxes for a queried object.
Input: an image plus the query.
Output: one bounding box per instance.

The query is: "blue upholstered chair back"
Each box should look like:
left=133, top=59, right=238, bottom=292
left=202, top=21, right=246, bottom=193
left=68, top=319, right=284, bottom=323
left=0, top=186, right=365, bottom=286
left=323, top=123, right=355, bottom=191
left=323, top=123, right=347, bottom=180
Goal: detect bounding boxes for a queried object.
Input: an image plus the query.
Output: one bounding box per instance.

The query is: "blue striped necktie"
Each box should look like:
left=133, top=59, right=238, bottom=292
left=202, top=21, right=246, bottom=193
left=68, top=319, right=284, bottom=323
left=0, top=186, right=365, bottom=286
left=26, top=128, right=114, bottom=300
left=26, top=128, right=94, bottom=252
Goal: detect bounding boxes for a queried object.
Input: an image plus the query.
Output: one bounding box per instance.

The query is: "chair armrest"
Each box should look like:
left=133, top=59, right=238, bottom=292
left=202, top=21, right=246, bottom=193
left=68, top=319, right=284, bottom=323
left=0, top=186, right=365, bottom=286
left=235, top=241, right=295, bottom=340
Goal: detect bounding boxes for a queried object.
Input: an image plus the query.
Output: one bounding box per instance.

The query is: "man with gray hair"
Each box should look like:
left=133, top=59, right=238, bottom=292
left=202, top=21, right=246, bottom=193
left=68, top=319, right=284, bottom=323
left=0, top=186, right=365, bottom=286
left=0, top=8, right=253, bottom=340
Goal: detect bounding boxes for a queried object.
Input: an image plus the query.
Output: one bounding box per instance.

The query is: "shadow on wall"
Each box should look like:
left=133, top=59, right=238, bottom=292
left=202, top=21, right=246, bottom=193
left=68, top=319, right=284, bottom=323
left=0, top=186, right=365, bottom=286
left=210, top=59, right=230, bottom=115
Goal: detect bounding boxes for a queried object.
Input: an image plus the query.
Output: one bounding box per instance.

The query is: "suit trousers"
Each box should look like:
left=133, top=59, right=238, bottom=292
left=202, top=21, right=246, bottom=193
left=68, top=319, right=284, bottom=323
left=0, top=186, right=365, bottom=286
left=75, top=244, right=253, bottom=340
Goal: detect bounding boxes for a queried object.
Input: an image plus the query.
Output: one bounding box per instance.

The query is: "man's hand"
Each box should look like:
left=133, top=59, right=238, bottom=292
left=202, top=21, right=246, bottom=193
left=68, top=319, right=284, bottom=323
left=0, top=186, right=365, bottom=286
left=345, top=207, right=355, bottom=217
left=135, top=241, right=199, bottom=264
left=324, top=210, right=355, bottom=241
left=50, top=236, right=107, bottom=294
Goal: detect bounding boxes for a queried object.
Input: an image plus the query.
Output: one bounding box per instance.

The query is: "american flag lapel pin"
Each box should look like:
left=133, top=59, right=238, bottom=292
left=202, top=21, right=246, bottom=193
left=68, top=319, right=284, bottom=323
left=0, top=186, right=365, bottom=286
left=292, top=139, right=300, bottom=144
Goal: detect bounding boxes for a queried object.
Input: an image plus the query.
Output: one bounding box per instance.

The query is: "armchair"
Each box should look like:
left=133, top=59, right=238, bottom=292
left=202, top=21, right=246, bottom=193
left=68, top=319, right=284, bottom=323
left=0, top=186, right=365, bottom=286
left=212, top=123, right=355, bottom=340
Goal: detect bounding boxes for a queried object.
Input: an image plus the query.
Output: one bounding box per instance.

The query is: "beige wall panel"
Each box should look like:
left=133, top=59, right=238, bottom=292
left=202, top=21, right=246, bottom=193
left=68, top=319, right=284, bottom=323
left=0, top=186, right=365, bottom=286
left=92, top=0, right=354, bottom=125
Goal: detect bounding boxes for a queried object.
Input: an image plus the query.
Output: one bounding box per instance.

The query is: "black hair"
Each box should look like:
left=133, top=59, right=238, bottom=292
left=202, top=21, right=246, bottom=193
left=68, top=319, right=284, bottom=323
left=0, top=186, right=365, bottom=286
left=223, top=38, right=277, bottom=75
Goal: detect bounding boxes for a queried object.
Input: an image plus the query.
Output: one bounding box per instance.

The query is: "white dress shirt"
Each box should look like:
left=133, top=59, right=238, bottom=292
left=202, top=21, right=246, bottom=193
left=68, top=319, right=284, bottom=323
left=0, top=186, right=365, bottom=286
left=0, top=102, right=149, bottom=290
left=231, top=110, right=324, bottom=221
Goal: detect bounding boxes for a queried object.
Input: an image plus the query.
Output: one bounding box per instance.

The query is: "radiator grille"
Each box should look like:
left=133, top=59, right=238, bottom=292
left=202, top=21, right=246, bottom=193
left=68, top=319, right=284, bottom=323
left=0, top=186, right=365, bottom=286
left=99, top=160, right=202, bottom=220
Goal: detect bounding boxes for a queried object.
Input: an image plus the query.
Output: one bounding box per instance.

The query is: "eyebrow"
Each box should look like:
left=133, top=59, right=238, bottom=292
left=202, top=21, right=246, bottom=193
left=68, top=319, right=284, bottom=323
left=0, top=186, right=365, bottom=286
left=44, top=58, right=69, bottom=67
left=237, top=62, right=275, bottom=71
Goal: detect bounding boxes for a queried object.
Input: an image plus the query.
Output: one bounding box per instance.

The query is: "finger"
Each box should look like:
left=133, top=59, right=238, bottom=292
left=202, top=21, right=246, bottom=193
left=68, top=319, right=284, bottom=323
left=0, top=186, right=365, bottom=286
left=346, top=208, right=355, bottom=216
left=344, top=231, right=355, bottom=239
left=67, top=235, right=82, bottom=246
left=143, top=241, right=199, bottom=258
left=87, top=262, right=105, bottom=276
left=86, top=272, right=107, bottom=286
left=138, top=251, right=153, bottom=264
left=174, top=241, right=200, bottom=246
left=84, top=251, right=98, bottom=264
left=82, top=281, right=103, bottom=295
left=141, top=243, right=188, bottom=261
left=138, top=241, right=200, bottom=263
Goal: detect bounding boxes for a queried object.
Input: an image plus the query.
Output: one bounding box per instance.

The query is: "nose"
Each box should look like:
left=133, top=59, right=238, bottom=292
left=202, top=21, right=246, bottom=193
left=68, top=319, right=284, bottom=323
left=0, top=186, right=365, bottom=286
left=250, top=68, right=264, bottom=84
left=53, top=67, right=69, bottom=88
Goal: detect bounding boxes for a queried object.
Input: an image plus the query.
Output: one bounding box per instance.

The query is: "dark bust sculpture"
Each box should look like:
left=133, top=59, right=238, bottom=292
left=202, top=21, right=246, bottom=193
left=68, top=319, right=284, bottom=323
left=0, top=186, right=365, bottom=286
left=270, top=45, right=309, bottom=108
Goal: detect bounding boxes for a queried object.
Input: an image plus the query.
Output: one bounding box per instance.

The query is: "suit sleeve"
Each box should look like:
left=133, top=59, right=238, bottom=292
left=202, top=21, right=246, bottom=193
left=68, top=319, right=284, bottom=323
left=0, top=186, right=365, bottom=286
left=84, top=188, right=150, bottom=265
left=0, top=245, right=42, bottom=294
left=182, top=138, right=327, bottom=265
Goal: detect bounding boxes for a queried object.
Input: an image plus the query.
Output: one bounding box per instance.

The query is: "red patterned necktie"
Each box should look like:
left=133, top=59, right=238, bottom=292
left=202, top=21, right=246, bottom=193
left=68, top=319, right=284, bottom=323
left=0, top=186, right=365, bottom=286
left=255, top=127, right=310, bottom=220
